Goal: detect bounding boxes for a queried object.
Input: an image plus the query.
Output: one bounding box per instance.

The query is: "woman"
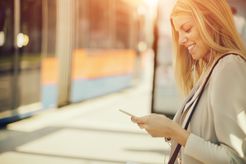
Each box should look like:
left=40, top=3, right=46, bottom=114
left=131, top=0, right=246, bottom=163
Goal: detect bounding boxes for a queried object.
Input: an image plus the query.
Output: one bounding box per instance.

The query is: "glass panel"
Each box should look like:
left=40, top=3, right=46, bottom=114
left=18, top=0, right=42, bottom=106
left=0, top=0, right=15, bottom=112
left=0, top=0, right=43, bottom=116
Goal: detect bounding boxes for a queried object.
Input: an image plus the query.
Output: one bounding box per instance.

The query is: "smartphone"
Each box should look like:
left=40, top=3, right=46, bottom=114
left=118, top=109, right=135, bottom=117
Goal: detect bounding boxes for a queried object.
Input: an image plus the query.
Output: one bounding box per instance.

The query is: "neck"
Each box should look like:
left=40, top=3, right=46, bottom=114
left=203, top=50, right=215, bottom=68
left=203, top=50, right=212, bottom=63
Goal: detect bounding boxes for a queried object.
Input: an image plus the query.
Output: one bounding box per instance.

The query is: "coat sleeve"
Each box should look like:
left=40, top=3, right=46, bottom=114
left=183, top=55, right=246, bottom=163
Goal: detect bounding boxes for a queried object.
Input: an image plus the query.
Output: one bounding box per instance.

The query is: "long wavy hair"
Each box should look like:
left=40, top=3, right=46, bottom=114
left=170, top=0, right=246, bottom=96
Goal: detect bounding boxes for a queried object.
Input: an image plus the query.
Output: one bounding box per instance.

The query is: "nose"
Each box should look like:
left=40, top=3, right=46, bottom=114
left=178, top=32, right=188, bottom=45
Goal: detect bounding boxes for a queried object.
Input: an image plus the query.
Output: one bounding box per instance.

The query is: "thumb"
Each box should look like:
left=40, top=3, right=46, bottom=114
left=138, top=123, right=148, bottom=129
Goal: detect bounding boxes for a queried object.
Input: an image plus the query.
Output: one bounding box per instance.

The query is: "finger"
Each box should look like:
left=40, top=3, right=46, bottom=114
left=131, top=116, right=147, bottom=124
left=138, top=123, right=148, bottom=130
left=131, top=116, right=142, bottom=123
left=138, top=123, right=146, bottom=129
left=137, top=123, right=145, bottom=129
left=131, top=116, right=137, bottom=123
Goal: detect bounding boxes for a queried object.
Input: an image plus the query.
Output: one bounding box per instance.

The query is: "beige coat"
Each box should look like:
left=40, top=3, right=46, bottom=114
left=173, top=54, right=246, bottom=164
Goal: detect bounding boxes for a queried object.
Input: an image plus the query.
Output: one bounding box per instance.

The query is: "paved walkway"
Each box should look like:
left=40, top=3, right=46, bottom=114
left=0, top=51, right=170, bottom=164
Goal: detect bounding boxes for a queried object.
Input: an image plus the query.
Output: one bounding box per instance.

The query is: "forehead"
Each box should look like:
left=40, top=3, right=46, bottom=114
left=172, top=15, right=193, bottom=31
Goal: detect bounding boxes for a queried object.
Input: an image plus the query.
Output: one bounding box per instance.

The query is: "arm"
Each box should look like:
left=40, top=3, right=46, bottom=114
left=183, top=55, right=246, bottom=163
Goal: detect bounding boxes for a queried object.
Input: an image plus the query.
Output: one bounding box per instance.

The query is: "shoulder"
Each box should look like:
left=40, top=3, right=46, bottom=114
left=208, top=54, right=246, bottom=95
left=212, top=54, right=246, bottom=78
left=208, top=54, right=246, bottom=111
left=216, top=54, right=246, bottom=69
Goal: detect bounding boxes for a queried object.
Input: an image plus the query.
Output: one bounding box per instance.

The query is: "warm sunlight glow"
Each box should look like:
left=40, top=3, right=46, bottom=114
left=144, top=0, right=159, bottom=8
left=137, top=5, right=146, bottom=15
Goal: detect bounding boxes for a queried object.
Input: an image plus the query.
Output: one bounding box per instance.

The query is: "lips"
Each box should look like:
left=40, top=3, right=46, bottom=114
left=187, top=43, right=196, bottom=53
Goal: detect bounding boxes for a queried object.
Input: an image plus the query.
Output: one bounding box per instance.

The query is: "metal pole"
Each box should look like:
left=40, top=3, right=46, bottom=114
left=12, top=0, right=20, bottom=109
left=56, top=0, right=74, bottom=107
left=151, top=7, right=159, bottom=113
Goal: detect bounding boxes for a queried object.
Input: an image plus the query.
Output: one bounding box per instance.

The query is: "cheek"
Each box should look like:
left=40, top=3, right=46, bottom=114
left=193, top=33, right=208, bottom=53
left=191, top=30, right=200, bottom=42
left=198, top=43, right=210, bottom=58
left=203, top=45, right=210, bottom=55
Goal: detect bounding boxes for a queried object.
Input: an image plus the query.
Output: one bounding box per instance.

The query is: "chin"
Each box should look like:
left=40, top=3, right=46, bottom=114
left=191, top=52, right=204, bottom=61
left=191, top=53, right=200, bottom=60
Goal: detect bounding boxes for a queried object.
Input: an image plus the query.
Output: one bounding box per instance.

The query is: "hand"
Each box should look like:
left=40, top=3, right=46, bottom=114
left=131, top=113, right=190, bottom=146
left=131, top=113, right=173, bottom=138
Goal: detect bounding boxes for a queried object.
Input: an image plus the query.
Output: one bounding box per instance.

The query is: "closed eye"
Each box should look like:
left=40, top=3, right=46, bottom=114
left=182, top=23, right=192, bottom=33
left=184, top=27, right=192, bottom=33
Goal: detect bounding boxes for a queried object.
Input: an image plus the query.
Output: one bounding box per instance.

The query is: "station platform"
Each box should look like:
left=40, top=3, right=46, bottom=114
left=0, top=51, right=170, bottom=164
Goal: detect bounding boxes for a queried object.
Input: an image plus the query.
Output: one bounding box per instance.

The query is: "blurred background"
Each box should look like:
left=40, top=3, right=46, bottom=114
left=0, top=0, right=245, bottom=163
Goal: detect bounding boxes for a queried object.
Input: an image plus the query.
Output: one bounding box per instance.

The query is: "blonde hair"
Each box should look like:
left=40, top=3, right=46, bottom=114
left=170, top=0, right=246, bottom=96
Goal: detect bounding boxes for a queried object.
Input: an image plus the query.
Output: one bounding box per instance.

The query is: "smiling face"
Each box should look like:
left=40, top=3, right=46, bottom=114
left=172, top=15, right=210, bottom=61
